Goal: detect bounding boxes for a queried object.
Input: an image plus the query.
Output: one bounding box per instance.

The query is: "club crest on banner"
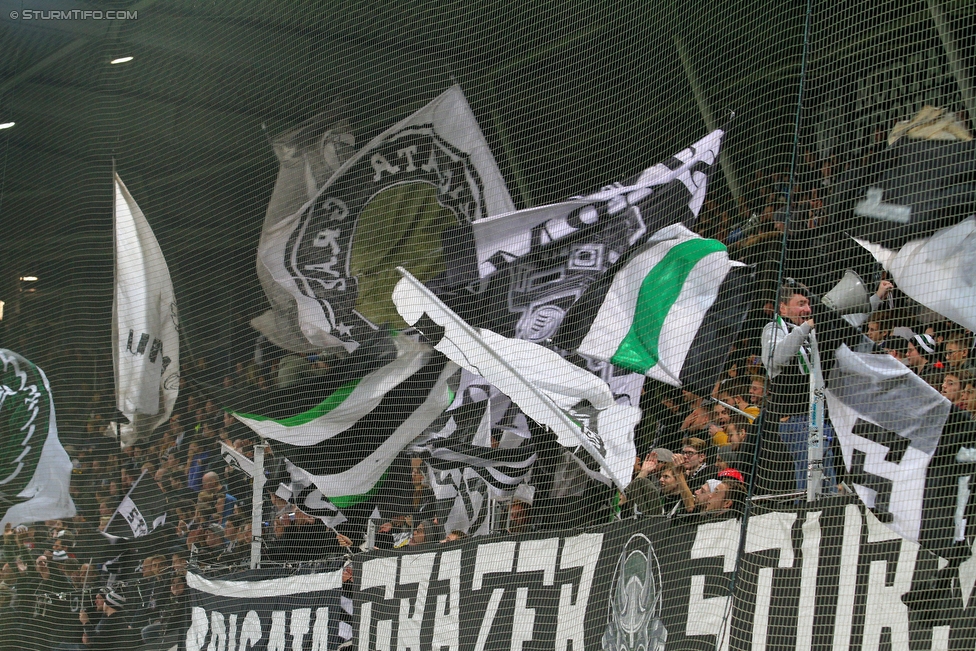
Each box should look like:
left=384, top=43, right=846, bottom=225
left=283, top=125, right=486, bottom=346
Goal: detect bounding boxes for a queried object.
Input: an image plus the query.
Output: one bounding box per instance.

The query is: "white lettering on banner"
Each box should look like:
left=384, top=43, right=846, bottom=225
left=318, top=198, right=349, bottom=222
left=472, top=541, right=516, bottom=651
left=184, top=606, right=330, bottom=651
left=310, top=608, right=331, bottom=651
left=241, top=610, right=263, bottom=649
left=187, top=607, right=209, bottom=651
left=360, top=556, right=398, bottom=651
left=745, top=512, right=797, bottom=651
left=290, top=608, right=311, bottom=651
left=420, top=148, right=439, bottom=175
left=687, top=518, right=739, bottom=651
left=312, top=229, right=341, bottom=253
left=833, top=505, right=862, bottom=651
left=554, top=533, right=604, bottom=651
left=371, top=153, right=401, bottom=181
left=226, top=614, right=238, bottom=651
left=512, top=588, right=534, bottom=651
left=397, top=146, right=419, bottom=172
left=796, top=511, right=822, bottom=650
left=432, top=550, right=461, bottom=651
left=208, top=610, right=226, bottom=651
left=398, top=553, right=436, bottom=651
left=268, top=611, right=287, bottom=651
left=355, top=535, right=600, bottom=651
left=513, top=539, right=560, bottom=651
left=863, top=511, right=917, bottom=651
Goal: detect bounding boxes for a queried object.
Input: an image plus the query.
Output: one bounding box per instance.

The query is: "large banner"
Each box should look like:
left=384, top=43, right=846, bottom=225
left=184, top=500, right=976, bottom=651
left=185, top=564, right=347, bottom=651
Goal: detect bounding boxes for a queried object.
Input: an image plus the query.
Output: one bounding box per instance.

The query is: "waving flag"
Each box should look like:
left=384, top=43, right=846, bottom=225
left=393, top=268, right=639, bottom=489
left=419, top=371, right=536, bottom=493
left=102, top=469, right=168, bottom=542
left=855, top=217, right=976, bottom=333
left=257, top=85, right=514, bottom=352
left=554, top=224, right=753, bottom=397
left=828, top=138, right=976, bottom=249
left=113, top=173, right=180, bottom=447
left=0, top=350, right=76, bottom=528
left=232, top=335, right=434, bottom=447
left=254, top=114, right=357, bottom=354
left=446, top=130, right=724, bottom=342
left=234, top=334, right=456, bottom=507
left=826, top=345, right=975, bottom=558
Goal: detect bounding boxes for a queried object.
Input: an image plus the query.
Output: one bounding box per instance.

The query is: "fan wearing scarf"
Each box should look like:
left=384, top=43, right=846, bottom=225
left=761, top=280, right=838, bottom=493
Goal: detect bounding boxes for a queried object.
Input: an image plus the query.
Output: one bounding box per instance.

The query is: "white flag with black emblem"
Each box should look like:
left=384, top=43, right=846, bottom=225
left=113, top=173, right=180, bottom=447
left=257, top=85, right=514, bottom=352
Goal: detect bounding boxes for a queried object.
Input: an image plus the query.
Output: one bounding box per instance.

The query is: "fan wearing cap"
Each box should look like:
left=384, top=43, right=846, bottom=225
left=80, top=587, right=139, bottom=651
left=694, top=472, right=746, bottom=516
left=906, top=331, right=938, bottom=377
left=623, top=449, right=673, bottom=517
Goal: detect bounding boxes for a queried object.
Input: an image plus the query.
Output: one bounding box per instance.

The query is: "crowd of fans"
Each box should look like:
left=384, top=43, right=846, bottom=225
left=3, top=125, right=975, bottom=649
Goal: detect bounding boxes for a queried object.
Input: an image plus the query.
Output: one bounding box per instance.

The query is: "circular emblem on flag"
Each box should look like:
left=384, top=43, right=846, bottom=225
left=0, top=349, right=50, bottom=493
left=285, top=125, right=485, bottom=345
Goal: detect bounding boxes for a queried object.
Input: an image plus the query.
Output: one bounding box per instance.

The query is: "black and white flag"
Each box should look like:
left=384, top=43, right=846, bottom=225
left=447, top=130, right=723, bottom=342
left=257, top=85, right=514, bottom=352
left=103, top=469, right=168, bottom=542
left=419, top=371, right=536, bottom=490
left=828, top=138, right=976, bottom=249
left=825, top=345, right=975, bottom=554
left=394, top=269, right=640, bottom=490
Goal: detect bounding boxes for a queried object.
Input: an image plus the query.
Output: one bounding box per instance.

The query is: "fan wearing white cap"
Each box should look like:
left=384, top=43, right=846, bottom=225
left=903, top=330, right=938, bottom=378
left=79, top=587, right=140, bottom=650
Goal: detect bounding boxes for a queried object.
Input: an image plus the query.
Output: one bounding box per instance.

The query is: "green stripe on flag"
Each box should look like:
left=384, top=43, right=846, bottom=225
left=610, top=238, right=727, bottom=374
left=328, top=471, right=387, bottom=508
left=233, top=379, right=361, bottom=426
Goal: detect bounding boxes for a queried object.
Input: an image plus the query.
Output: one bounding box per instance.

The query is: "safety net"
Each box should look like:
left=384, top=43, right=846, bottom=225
left=0, top=1, right=973, bottom=649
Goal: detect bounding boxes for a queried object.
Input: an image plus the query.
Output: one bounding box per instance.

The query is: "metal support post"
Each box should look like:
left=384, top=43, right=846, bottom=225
left=250, top=442, right=267, bottom=569
left=807, top=332, right=825, bottom=501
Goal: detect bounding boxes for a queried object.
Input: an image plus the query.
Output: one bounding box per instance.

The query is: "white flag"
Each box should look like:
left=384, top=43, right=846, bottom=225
left=113, top=174, right=180, bottom=448
left=393, top=267, right=637, bottom=490
left=0, top=349, right=76, bottom=527
left=257, top=85, right=514, bottom=352
left=854, top=216, right=976, bottom=333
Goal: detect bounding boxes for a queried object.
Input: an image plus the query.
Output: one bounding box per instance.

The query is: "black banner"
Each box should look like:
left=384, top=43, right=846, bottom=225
left=185, top=563, right=346, bottom=651
left=184, top=500, right=976, bottom=650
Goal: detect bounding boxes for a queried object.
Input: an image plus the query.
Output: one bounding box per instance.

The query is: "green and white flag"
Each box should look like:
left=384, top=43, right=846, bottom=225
left=0, top=349, right=76, bottom=527
left=233, top=335, right=455, bottom=504
left=555, top=224, right=753, bottom=397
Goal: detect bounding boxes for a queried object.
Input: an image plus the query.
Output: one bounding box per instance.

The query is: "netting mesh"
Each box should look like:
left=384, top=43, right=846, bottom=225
left=0, top=1, right=973, bottom=649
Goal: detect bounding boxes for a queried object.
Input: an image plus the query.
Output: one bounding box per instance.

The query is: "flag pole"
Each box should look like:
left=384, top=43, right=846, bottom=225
left=111, top=162, right=122, bottom=450
left=395, top=266, right=628, bottom=491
